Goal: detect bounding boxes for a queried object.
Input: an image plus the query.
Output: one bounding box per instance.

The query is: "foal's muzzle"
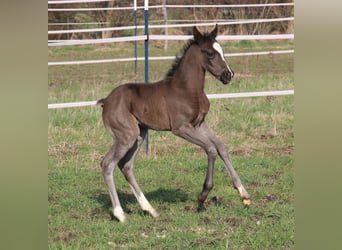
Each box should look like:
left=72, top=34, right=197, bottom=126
left=220, top=69, right=234, bottom=85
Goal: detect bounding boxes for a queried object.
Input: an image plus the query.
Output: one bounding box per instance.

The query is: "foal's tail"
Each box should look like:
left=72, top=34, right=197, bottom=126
left=96, top=98, right=105, bottom=108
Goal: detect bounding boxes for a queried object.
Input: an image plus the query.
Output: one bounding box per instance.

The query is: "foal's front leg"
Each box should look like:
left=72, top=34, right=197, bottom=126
left=173, top=122, right=251, bottom=207
left=173, top=123, right=220, bottom=209
left=209, top=130, right=251, bottom=205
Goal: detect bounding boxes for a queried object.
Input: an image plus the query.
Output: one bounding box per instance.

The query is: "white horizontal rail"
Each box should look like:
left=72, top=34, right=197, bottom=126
left=48, top=7, right=143, bottom=11
left=48, top=50, right=294, bottom=66
left=49, top=19, right=278, bottom=25
left=48, top=0, right=113, bottom=4
left=207, top=90, right=294, bottom=99
left=48, top=35, right=147, bottom=46
left=48, top=90, right=294, bottom=109
left=48, top=3, right=294, bottom=11
left=48, top=22, right=110, bottom=26
left=48, top=17, right=294, bottom=35
left=48, top=101, right=98, bottom=109
left=48, top=34, right=294, bottom=46
left=149, top=34, right=295, bottom=41
left=162, top=3, right=294, bottom=8
left=229, top=49, right=294, bottom=57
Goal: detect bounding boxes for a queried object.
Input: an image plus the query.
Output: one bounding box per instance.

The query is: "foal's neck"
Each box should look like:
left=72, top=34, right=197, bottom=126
left=172, top=44, right=205, bottom=92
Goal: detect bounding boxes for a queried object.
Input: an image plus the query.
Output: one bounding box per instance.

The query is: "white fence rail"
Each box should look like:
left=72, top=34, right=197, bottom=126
left=49, top=34, right=294, bottom=47
left=49, top=50, right=294, bottom=66
left=48, top=0, right=113, bottom=4
left=48, top=2, right=294, bottom=11
left=48, top=90, right=294, bottom=109
left=48, top=18, right=294, bottom=35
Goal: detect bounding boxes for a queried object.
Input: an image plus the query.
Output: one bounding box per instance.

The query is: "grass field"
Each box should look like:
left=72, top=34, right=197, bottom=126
left=48, top=40, right=294, bottom=249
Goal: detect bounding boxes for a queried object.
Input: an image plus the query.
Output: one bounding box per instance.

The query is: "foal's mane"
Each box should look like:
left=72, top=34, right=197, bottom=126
left=164, top=31, right=213, bottom=79
left=164, top=39, right=195, bottom=79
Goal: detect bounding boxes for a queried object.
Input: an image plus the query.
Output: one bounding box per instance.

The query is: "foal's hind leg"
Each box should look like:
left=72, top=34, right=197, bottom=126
left=101, top=141, right=132, bottom=222
left=118, top=127, right=160, bottom=218
left=101, top=125, right=139, bottom=222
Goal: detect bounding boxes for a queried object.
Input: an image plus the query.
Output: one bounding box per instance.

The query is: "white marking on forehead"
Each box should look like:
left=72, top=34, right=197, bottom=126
left=213, top=42, right=225, bottom=61
left=213, top=42, right=233, bottom=74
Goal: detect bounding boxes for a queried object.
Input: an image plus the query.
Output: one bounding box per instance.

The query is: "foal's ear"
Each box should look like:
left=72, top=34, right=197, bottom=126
left=209, top=24, right=218, bottom=38
left=193, top=26, right=203, bottom=41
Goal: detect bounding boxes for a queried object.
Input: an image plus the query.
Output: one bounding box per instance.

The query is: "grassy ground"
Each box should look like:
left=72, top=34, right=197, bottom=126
left=48, top=40, right=294, bottom=249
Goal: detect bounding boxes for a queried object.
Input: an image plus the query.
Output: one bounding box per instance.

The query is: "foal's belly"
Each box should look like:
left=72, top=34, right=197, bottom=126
left=131, top=99, right=172, bottom=131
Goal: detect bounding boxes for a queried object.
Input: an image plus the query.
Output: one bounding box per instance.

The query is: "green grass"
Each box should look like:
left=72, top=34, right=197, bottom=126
left=48, top=40, right=294, bottom=249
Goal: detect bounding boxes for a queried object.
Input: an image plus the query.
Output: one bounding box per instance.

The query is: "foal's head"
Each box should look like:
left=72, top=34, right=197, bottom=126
left=193, top=25, right=234, bottom=84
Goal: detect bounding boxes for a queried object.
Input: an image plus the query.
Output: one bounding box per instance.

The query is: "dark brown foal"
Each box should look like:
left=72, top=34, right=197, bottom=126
left=98, top=25, right=250, bottom=222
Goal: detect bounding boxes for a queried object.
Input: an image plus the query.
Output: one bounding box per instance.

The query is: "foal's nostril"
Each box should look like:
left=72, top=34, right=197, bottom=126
left=220, top=70, right=234, bottom=84
left=225, top=70, right=233, bottom=79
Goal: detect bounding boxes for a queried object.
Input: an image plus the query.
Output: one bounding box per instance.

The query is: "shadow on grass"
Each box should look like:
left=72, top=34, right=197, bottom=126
left=94, top=187, right=189, bottom=218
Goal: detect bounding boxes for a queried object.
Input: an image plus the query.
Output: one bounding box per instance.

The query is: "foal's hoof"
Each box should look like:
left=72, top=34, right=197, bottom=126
left=242, top=198, right=251, bottom=206
left=113, top=207, right=127, bottom=223
left=150, top=210, right=160, bottom=218
left=196, top=204, right=206, bottom=212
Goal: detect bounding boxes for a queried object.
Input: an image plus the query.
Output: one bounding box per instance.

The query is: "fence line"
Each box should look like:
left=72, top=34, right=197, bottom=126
left=48, top=3, right=294, bottom=11
left=48, top=90, right=294, bottom=109
left=48, top=17, right=294, bottom=35
left=207, top=90, right=294, bottom=99
left=48, top=0, right=113, bottom=4
left=48, top=50, right=294, bottom=66
left=49, top=34, right=294, bottom=47
left=160, top=3, right=294, bottom=8
left=48, top=22, right=111, bottom=26
left=48, top=19, right=279, bottom=26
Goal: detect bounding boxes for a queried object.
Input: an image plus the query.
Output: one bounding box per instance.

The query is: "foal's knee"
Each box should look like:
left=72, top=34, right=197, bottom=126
left=206, top=146, right=218, bottom=158
left=100, top=158, right=106, bottom=171
left=215, top=141, right=229, bottom=158
left=100, top=157, right=114, bottom=176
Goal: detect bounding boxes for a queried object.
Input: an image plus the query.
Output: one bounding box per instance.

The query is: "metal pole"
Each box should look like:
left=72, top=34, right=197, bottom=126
left=144, top=0, right=149, bottom=83
left=144, top=0, right=149, bottom=155
left=162, top=0, right=168, bottom=51
left=133, top=0, right=137, bottom=76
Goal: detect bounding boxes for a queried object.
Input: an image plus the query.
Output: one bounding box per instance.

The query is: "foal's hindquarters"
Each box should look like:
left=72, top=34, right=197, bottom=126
left=98, top=93, right=161, bottom=222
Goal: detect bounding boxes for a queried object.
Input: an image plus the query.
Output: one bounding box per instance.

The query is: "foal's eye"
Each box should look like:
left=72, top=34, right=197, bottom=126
left=206, top=50, right=215, bottom=59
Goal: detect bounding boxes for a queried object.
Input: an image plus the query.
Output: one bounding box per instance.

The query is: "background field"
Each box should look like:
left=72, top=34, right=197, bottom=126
left=48, top=39, right=294, bottom=249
